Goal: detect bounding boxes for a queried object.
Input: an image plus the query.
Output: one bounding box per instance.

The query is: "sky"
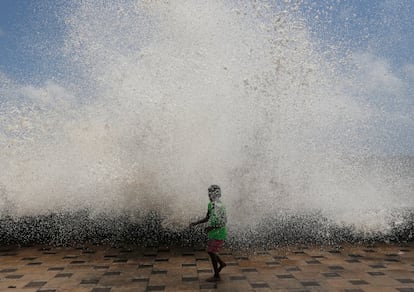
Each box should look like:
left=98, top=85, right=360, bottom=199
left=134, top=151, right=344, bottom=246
left=0, top=0, right=67, bottom=83
left=0, top=0, right=413, bottom=155
left=0, top=1, right=413, bottom=83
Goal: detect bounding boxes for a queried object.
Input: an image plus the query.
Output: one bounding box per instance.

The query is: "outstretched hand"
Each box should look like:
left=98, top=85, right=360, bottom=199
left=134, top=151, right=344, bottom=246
left=204, top=226, right=215, bottom=233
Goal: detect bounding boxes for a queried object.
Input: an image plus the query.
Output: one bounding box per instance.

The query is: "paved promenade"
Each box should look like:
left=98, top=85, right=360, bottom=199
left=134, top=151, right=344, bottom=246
left=0, top=243, right=413, bottom=291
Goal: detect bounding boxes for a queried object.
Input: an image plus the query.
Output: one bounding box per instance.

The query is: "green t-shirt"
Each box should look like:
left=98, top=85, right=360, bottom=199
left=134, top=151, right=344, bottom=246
left=208, top=200, right=227, bottom=240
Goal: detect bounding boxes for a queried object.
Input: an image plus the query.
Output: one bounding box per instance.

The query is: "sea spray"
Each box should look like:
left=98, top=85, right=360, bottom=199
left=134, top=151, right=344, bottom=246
left=0, top=0, right=413, bottom=245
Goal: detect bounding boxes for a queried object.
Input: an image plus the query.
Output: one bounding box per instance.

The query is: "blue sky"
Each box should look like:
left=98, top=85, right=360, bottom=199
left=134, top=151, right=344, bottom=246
left=0, top=0, right=67, bottom=83
left=301, top=0, right=414, bottom=66
left=0, top=0, right=413, bottom=155
left=1, top=0, right=413, bottom=82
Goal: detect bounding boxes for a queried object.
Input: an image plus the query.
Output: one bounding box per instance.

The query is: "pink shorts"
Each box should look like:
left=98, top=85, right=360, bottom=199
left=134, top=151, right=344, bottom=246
left=207, top=239, right=224, bottom=253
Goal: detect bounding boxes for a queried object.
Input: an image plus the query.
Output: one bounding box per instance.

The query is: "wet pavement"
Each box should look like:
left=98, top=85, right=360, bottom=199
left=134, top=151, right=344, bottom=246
left=0, top=243, right=413, bottom=291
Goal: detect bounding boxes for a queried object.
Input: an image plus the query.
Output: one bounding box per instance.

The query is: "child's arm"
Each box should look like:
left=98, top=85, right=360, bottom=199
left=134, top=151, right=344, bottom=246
left=189, top=209, right=210, bottom=227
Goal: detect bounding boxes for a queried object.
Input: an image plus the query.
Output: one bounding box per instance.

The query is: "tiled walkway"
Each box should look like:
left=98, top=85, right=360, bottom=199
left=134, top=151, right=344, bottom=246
left=0, top=243, right=413, bottom=291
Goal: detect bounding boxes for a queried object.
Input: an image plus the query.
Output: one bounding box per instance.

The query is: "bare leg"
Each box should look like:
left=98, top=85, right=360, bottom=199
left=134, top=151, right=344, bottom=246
left=207, top=252, right=220, bottom=280
left=216, top=254, right=226, bottom=272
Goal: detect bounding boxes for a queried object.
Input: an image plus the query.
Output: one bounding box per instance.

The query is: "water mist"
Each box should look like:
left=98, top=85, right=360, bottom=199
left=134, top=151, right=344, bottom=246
left=0, top=0, right=413, bottom=246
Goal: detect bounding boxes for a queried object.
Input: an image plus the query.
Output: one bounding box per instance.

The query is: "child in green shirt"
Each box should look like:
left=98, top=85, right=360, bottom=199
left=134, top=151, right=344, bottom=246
left=190, top=185, right=227, bottom=282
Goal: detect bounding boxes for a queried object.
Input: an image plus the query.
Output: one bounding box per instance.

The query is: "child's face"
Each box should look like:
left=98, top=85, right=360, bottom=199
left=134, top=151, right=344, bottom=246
left=208, top=190, right=219, bottom=201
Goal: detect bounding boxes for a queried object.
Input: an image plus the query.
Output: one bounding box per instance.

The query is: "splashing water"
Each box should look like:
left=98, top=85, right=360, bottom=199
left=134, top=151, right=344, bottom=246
left=0, top=0, right=413, bottom=245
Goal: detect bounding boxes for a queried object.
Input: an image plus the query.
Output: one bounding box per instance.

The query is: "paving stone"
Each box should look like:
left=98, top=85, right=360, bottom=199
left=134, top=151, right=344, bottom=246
left=132, top=277, right=149, bottom=282
left=146, top=285, right=165, bottom=291
left=305, top=260, right=320, bottom=264
left=151, top=270, right=167, bottom=274
left=2, top=252, right=17, bottom=256
left=301, top=281, right=320, bottom=286
left=181, top=275, right=198, bottom=281
left=48, top=267, right=64, bottom=271
left=345, top=259, right=361, bottom=263
left=397, top=278, right=414, bottom=283
left=329, top=265, right=344, bottom=270
left=0, top=243, right=413, bottom=290
left=91, top=288, right=111, bottom=292
left=70, top=260, right=86, bottom=264
left=241, top=268, right=257, bottom=272
left=230, top=275, right=247, bottom=280
left=384, top=258, right=400, bottom=262
left=250, top=281, right=269, bottom=288
left=182, top=252, right=194, bottom=256
left=81, top=279, right=100, bottom=284
left=95, top=265, right=110, bottom=269
left=5, top=274, right=23, bottom=279
left=322, top=272, right=341, bottom=278
left=104, top=254, right=118, bottom=258
left=104, top=271, right=121, bottom=276
left=27, top=261, right=42, bottom=265
left=277, top=274, right=295, bottom=279
left=24, top=281, right=47, bottom=288
left=55, top=273, right=73, bottom=278
left=113, top=259, right=128, bottom=263
left=199, top=283, right=216, bottom=289
left=286, top=266, right=301, bottom=272
left=367, top=271, right=385, bottom=276
left=369, top=264, right=386, bottom=268
left=0, top=268, right=17, bottom=273
left=349, top=279, right=369, bottom=285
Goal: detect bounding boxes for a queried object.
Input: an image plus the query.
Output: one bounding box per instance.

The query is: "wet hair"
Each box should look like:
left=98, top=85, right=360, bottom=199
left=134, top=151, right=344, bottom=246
left=208, top=185, right=221, bottom=198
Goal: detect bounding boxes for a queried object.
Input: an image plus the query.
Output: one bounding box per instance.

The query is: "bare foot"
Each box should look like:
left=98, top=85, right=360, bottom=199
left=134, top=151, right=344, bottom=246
left=206, top=276, right=221, bottom=282
left=218, top=262, right=227, bottom=273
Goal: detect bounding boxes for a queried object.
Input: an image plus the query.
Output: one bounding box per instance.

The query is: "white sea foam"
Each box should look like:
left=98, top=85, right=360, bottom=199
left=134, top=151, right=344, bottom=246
left=0, top=0, right=412, bottom=236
